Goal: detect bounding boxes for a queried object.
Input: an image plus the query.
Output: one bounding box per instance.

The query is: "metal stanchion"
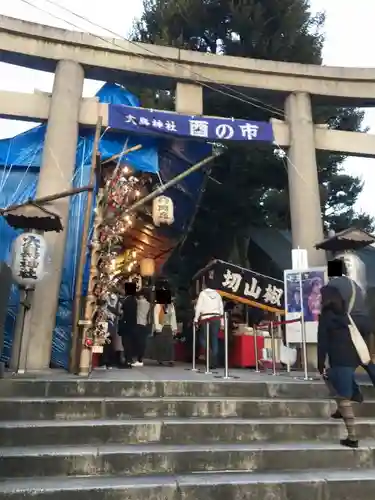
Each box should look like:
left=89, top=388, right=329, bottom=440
left=294, top=272, right=314, bottom=381
left=223, top=313, right=230, bottom=379
left=270, top=321, right=279, bottom=376
left=192, top=322, right=198, bottom=372
left=215, top=312, right=239, bottom=380
left=276, top=316, right=282, bottom=344
left=286, top=339, right=291, bottom=373
left=204, top=322, right=212, bottom=375
left=185, top=322, right=199, bottom=372
left=253, top=325, right=260, bottom=373
left=300, top=316, right=311, bottom=380
left=294, top=318, right=315, bottom=380
left=277, top=315, right=283, bottom=375
left=277, top=314, right=288, bottom=375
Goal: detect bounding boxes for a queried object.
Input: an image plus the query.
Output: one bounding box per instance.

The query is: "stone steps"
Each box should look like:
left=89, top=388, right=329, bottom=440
left=2, top=441, right=375, bottom=478
left=0, top=376, right=374, bottom=499
left=0, top=469, right=374, bottom=500
left=1, top=396, right=375, bottom=420
left=2, top=417, right=375, bottom=446
left=1, top=378, right=374, bottom=399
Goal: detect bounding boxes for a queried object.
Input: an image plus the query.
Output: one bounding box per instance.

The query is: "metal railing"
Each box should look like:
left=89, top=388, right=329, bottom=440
left=188, top=315, right=311, bottom=380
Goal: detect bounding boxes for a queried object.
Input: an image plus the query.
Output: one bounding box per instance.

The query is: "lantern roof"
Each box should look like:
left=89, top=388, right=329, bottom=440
left=315, top=227, right=375, bottom=252
left=121, top=215, right=175, bottom=272
left=1, top=201, right=63, bottom=232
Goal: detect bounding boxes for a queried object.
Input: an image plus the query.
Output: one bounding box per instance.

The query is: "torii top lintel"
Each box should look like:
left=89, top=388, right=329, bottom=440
left=1, top=15, right=375, bottom=106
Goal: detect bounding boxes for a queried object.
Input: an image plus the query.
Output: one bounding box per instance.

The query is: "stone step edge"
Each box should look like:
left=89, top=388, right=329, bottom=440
left=1, top=379, right=373, bottom=388
left=4, top=440, right=375, bottom=457
left=0, top=378, right=328, bottom=383
left=1, top=417, right=375, bottom=428
left=1, top=469, right=375, bottom=493
left=2, top=376, right=372, bottom=383
left=0, top=396, right=338, bottom=403
left=2, top=380, right=373, bottom=392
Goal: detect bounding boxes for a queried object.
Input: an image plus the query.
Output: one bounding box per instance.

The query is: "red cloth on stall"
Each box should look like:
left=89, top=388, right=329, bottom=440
left=229, top=335, right=264, bottom=368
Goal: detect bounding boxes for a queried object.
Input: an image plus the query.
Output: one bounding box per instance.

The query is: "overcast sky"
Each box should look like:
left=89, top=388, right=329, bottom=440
left=0, top=0, right=374, bottom=215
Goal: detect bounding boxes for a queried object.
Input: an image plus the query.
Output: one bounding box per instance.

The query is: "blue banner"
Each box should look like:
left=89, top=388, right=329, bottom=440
left=108, top=105, right=274, bottom=143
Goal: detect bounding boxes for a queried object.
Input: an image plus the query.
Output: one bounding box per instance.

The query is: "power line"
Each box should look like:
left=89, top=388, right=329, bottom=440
left=10, top=1, right=320, bottom=233
left=19, top=0, right=285, bottom=118
left=14, top=0, right=311, bottom=190
left=45, top=0, right=285, bottom=116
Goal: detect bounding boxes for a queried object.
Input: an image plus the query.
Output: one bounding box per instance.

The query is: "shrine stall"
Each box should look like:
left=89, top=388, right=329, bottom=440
left=193, top=260, right=285, bottom=368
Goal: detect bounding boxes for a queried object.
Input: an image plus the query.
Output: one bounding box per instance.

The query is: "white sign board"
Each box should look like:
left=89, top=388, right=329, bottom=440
left=284, top=267, right=327, bottom=344
left=291, top=249, right=308, bottom=270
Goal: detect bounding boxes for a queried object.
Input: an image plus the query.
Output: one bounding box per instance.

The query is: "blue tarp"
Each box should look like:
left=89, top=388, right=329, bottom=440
left=0, top=84, right=159, bottom=174
left=0, top=83, right=209, bottom=369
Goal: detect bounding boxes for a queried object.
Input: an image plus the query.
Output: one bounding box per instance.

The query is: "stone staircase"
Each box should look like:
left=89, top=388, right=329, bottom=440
left=0, top=377, right=375, bottom=499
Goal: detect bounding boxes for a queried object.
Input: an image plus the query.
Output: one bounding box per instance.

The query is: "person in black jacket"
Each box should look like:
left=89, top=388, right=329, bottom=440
left=99, top=289, right=122, bottom=369
left=328, top=258, right=375, bottom=385
left=118, top=282, right=138, bottom=368
left=317, top=285, right=362, bottom=448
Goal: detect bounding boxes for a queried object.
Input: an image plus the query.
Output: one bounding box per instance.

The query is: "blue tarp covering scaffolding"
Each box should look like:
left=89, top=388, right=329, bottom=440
left=0, top=83, right=210, bottom=369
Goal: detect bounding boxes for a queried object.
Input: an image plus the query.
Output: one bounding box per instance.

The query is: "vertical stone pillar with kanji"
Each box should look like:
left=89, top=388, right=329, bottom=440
left=175, top=83, right=203, bottom=115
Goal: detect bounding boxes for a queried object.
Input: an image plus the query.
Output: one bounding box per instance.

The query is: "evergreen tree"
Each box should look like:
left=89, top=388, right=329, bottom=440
left=132, top=0, right=373, bottom=276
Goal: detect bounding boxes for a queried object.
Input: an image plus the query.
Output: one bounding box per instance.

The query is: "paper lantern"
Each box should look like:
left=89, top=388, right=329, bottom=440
left=140, top=258, right=155, bottom=277
left=11, top=232, right=47, bottom=286
left=152, top=196, right=174, bottom=226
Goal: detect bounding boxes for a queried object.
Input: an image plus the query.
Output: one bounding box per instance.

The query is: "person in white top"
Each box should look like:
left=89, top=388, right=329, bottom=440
left=131, top=290, right=151, bottom=367
left=153, top=294, right=178, bottom=366
left=194, top=286, right=224, bottom=368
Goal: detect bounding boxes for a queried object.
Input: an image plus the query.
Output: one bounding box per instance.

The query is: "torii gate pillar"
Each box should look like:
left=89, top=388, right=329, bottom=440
left=18, top=60, right=84, bottom=371
left=285, top=92, right=326, bottom=267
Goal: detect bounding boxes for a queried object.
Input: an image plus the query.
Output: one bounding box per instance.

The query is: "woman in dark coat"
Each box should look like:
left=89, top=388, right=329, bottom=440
left=99, top=290, right=121, bottom=368
left=118, top=283, right=138, bottom=368
left=317, top=285, right=363, bottom=448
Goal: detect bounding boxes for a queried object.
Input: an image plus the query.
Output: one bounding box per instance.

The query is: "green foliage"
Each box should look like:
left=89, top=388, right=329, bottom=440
left=132, top=0, right=373, bottom=277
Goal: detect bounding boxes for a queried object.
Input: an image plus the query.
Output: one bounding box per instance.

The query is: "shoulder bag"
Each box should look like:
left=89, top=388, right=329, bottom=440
left=348, top=279, right=371, bottom=365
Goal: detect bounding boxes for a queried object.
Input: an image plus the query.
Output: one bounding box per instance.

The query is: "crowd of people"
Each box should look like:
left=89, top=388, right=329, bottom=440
left=99, top=281, right=178, bottom=369
left=99, top=278, right=235, bottom=370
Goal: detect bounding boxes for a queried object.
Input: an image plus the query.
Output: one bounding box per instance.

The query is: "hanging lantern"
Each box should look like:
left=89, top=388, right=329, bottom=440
left=152, top=196, right=174, bottom=226
left=140, top=258, right=155, bottom=277
left=11, top=232, right=47, bottom=287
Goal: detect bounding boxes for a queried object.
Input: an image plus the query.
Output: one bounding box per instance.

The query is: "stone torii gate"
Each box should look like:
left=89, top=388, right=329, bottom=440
left=1, top=15, right=375, bottom=370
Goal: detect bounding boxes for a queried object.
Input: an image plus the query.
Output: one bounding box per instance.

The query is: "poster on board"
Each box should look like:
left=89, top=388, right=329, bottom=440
left=284, top=267, right=327, bottom=343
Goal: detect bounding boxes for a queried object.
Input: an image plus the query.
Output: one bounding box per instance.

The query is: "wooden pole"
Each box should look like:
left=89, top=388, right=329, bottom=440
left=76, top=142, right=144, bottom=376
left=0, top=186, right=94, bottom=215
left=125, top=153, right=219, bottom=214
left=76, top=188, right=105, bottom=376
left=101, top=144, right=142, bottom=165
left=69, top=117, right=102, bottom=374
